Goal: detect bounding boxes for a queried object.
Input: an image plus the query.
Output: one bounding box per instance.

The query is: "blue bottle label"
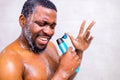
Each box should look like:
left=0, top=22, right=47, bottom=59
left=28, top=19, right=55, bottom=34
left=58, top=42, right=68, bottom=54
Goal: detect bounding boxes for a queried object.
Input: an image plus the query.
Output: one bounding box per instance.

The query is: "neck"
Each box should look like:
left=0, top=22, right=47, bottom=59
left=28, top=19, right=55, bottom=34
left=18, top=33, right=30, bottom=50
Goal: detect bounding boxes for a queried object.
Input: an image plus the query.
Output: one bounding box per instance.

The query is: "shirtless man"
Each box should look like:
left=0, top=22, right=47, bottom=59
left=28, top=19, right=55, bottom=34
left=0, top=0, right=95, bottom=80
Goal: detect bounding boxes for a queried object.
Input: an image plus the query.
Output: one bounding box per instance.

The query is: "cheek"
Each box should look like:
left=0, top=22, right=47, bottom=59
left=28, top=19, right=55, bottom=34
left=29, top=24, right=43, bottom=38
left=49, top=28, right=55, bottom=37
left=24, top=24, right=37, bottom=41
left=29, top=24, right=40, bottom=33
left=23, top=26, right=33, bottom=42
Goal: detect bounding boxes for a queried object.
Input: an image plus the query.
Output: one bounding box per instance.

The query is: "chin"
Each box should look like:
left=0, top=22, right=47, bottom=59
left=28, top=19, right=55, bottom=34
left=32, top=45, right=47, bottom=53
left=30, top=42, right=48, bottom=53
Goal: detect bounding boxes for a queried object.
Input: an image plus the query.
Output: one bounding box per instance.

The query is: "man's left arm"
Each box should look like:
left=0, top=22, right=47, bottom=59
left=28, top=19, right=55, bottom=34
left=67, top=20, right=96, bottom=80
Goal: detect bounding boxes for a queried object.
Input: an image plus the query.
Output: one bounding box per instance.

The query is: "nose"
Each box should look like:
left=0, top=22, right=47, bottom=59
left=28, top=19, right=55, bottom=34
left=43, top=26, right=54, bottom=35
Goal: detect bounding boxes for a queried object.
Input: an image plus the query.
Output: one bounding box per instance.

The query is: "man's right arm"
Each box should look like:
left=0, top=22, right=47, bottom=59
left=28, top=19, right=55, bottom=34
left=52, top=47, right=80, bottom=80
left=0, top=53, right=24, bottom=80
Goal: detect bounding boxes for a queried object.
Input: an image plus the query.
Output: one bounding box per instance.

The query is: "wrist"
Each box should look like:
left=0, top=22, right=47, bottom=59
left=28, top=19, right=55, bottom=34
left=75, top=49, right=83, bottom=56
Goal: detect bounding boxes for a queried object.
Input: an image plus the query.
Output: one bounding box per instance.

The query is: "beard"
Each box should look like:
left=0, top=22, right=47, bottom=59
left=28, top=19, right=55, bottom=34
left=23, top=26, right=51, bottom=53
left=31, top=42, right=47, bottom=53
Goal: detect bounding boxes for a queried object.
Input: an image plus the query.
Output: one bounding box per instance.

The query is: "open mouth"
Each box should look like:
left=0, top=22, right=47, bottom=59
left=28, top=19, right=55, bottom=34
left=39, top=37, right=48, bottom=44
left=37, top=36, right=50, bottom=45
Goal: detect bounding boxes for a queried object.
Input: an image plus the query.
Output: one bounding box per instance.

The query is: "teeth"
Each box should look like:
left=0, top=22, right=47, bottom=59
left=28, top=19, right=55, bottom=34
left=40, top=38, right=48, bottom=41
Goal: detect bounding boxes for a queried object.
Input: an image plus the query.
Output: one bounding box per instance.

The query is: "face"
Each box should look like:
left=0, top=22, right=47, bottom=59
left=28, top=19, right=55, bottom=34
left=21, top=6, right=57, bottom=53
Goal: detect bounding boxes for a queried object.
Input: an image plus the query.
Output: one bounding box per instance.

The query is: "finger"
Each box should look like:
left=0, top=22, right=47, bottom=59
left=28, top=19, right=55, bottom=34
left=88, top=36, right=94, bottom=43
left=78, top=20, right=86, bottom=36
left=84, top=21, right=95, bottom=38
left=65, top=47, right=73, bottom=56
left=85, top=30, right=90, bottom=39
left=67, top=47, right=73, bottom=52
left=74, top=55, right=80, bottom=61
left=72, top=51, right=77, bottom=57
left=72, top=52, right=77, bottom=58
left=67, top=32, right=75, bottom=45
left=67, top=47, right=77, bottom=58
left=86, top=20, right=96, bottom=31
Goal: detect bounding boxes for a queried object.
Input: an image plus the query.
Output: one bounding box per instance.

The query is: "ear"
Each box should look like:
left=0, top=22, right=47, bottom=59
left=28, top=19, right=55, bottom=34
left=19, top=14, right=26, bottom=28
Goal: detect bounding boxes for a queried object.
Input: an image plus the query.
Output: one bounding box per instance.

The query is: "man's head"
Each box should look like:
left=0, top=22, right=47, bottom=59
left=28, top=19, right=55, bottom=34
left=21, top=0, right=57, bottom=19
left=19, top=0, right=57, bottom=53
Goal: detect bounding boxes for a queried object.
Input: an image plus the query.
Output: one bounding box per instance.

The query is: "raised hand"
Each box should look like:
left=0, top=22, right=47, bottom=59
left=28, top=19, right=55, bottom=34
left=53, top=20, right=95, bottom=80
left=67, top=20, right=95, bottom=52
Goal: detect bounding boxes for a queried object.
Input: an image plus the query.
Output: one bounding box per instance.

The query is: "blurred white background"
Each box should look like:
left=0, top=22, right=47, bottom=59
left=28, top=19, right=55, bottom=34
left=0, top=0, right=120, bottom=80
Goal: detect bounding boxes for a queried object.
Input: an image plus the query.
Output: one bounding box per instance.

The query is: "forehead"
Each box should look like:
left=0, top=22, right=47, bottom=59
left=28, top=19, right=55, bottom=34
left=29, top=6, right=57, bottom=22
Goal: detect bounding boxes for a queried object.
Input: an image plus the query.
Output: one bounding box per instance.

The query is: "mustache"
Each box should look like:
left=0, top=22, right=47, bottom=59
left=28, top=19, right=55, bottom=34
left=36, top=33, right=52, bottom=39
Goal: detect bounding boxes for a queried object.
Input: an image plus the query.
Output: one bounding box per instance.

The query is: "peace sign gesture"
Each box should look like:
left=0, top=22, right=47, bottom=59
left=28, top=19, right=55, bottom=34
left=67, top=20, right=95, bottom=52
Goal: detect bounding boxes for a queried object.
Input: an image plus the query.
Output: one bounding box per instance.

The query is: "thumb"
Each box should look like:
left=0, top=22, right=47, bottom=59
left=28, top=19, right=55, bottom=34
left=67, top=47, right=73, bottom=52
left=66, top=32, right=75, bottom=44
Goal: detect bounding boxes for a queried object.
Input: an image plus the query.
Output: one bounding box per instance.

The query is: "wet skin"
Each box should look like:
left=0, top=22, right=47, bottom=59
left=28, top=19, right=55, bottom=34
left=0, top=6, right=95, bottom=80
left=0, top=6, right=59, bottom=80
left=0, top=40, right=59, bottom=80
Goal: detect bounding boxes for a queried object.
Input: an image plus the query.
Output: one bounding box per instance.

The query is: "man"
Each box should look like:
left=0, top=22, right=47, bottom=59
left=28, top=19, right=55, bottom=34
left=0, top=0, right=95, bottom=80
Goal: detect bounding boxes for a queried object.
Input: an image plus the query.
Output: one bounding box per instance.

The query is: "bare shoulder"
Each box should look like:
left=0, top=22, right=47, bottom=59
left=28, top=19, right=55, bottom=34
left=0, top=48, right=24, bottom=80
left=48, top=41, right=58, bottom=53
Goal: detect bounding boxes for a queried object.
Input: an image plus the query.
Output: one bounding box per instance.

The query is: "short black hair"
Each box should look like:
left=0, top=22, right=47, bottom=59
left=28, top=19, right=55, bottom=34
left=21, top=0, right=57, bottom=18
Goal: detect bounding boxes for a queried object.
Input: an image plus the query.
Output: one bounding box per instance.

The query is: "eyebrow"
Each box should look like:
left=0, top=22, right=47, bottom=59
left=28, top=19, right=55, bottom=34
left=35, top=19, right=57, bottom=25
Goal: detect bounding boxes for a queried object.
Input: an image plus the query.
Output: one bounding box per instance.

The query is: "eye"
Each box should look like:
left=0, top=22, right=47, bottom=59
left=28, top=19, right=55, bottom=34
left=35, top=21, right=48, bottom=27
left=50, top=23, right=56, bottom=29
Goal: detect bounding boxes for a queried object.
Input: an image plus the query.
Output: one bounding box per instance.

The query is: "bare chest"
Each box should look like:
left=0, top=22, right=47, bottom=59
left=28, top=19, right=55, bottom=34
left=22, top=54, right=58, bottom=80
